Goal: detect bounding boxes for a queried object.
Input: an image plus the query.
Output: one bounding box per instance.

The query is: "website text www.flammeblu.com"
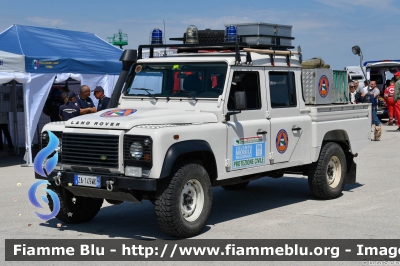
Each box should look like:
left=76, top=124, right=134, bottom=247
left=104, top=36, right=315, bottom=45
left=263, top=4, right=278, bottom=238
left=6, top=240, right=400, bottom=261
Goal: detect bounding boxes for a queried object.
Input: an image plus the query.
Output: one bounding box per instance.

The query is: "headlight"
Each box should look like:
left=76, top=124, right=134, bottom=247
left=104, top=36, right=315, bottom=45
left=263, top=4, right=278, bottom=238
left=130, top=142, right=143, bottom=160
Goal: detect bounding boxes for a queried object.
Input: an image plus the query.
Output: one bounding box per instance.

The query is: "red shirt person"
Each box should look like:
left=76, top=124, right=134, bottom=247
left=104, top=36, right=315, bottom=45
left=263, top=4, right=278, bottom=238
left=384, top=79, right=396, bottom=125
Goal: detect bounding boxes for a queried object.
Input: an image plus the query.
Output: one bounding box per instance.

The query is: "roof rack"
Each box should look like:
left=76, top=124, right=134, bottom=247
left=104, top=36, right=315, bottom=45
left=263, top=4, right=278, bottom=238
left=138, top=42, right=295, bottom=65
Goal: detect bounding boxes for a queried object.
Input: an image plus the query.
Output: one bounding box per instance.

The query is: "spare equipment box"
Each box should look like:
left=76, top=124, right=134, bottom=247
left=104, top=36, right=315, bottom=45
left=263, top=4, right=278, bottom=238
left=226, top=22, right=293, bottom=46
left=302, top=69, right=334, bottom=105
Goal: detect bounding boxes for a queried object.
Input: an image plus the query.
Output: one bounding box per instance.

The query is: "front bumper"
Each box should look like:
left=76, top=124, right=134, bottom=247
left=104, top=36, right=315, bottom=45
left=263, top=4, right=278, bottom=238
left=35, top=171, right=157, bottom=191
left=35, top=171, right=157, bottom=202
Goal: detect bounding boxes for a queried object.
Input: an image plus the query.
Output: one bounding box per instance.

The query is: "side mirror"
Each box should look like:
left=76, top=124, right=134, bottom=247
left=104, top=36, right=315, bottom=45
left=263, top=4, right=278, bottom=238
left=234, top=91, right=247, bottom=110
left=225, top=91, right=247, bottom=122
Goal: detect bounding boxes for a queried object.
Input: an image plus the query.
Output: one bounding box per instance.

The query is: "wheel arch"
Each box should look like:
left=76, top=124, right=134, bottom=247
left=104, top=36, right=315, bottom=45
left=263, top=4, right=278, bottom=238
left=159, top=140, right=218, bottom=181
left=315, top=130, right=351, bottom=162
left=322, top=130, right=351, bottom=151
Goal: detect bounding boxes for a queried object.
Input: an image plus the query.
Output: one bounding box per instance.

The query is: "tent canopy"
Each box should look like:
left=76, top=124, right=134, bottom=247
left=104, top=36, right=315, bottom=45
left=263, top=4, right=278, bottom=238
left=0, top=24, right=124, bottom=165
left=0, top=24, right=123, bottom=74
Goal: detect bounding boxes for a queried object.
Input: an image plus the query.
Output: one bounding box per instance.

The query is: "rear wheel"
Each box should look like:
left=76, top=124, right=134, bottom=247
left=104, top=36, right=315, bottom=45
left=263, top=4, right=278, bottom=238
left=47, top=183, right=103, bottom=223
left=155, top=162, right=212, bottom=238
left=308, top=142, right=346, bottom=199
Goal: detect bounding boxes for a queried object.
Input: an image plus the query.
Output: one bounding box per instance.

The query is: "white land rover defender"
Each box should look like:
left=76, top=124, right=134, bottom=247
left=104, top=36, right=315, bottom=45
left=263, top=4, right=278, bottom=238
left=36, top=23, right=371, bottom=238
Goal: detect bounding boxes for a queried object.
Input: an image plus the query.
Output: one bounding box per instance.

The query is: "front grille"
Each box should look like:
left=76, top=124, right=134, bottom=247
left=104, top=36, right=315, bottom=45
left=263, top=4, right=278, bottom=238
left=124, top=135, right=152, bottom=168
left=62, top=133, right=119, bottom=168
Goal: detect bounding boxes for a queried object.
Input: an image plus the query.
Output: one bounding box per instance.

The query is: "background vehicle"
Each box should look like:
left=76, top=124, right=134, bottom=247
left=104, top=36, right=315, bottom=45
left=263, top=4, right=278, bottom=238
left=365, top=60, right=400, bottom=117
left=36, top=23, right=371, bottom=238
left=346, top=65, right=365, bottom=87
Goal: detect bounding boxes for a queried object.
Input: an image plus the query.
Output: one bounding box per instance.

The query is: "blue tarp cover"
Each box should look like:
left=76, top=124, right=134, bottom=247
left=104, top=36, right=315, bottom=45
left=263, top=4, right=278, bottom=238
left=0, top=24, right=123, bottom=74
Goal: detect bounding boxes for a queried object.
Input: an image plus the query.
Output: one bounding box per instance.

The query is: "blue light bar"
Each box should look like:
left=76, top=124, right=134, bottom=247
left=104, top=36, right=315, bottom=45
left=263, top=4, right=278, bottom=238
left=151, top=29, right=163, bottom=45
left=225, top=25, right=237, bottom=42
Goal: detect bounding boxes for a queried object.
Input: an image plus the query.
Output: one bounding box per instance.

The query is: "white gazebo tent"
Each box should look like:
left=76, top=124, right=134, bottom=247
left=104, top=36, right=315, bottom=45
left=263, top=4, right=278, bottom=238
left=0, top=25, right=123, bottom=165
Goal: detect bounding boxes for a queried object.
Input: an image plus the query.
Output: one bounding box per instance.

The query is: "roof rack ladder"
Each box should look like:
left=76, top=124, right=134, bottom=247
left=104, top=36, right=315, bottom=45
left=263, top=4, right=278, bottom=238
left=286, top=51, right=292, bottom=67
left=269, top=50, right=275, bottom=67
left=246, top=51, right=253, bottom=66
left=235, top=39, right=241, bottom=65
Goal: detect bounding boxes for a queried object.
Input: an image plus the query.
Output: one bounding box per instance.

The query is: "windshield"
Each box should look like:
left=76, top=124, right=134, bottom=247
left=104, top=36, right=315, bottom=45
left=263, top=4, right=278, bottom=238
left=124, top=62, right=227, bottom=98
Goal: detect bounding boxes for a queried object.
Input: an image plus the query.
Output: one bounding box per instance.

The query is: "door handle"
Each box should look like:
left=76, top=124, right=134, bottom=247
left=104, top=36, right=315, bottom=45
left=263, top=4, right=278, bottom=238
left=292, top=127, right=302, bottom=131
left=257, top=131, right=268, bottom=135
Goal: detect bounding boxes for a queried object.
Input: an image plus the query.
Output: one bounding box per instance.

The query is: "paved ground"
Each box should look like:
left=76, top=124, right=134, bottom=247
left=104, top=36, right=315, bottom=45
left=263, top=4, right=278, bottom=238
left=1, top=122, right=399, bottom=266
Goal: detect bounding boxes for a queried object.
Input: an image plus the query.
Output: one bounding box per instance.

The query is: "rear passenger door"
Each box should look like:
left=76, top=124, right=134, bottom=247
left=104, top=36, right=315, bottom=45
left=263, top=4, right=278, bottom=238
left=267, top=70, right=307, bottom=164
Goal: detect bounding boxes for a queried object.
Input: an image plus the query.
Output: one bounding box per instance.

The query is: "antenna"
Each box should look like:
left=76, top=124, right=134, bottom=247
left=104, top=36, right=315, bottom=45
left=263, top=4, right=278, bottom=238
left=163, top=19, right=167, bottom=56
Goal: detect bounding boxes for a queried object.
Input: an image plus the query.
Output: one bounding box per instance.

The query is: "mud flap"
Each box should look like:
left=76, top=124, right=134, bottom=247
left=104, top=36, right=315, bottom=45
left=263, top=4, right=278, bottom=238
left=345, top=159, right=357, bottom=184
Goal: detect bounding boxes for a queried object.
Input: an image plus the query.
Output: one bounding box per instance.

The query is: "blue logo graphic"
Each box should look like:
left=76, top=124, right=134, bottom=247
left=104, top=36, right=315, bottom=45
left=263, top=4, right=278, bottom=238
left=29, top=130, right=61, bottom=220
left=32, top=60, right=39, bottom=70
left=34, top=131, right=59, bottom=177
left=28, top=180, right=60, bottom=221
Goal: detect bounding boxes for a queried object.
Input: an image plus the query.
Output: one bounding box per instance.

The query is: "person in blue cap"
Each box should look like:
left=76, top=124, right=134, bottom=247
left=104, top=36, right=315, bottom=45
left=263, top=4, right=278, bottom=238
left=92, top=86, right=110, bottom=112
left=59, top=91, right=80, bottom=121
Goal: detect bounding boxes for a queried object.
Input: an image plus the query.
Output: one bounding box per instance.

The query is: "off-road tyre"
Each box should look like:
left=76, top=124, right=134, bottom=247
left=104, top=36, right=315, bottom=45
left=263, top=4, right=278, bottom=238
left=155, top=161, right=212, bottom=238
left=308, top=142, right=346, bottom=199
left=222, top=181, right=250, bottom=190
left=47, top=183, right=103, bottom=223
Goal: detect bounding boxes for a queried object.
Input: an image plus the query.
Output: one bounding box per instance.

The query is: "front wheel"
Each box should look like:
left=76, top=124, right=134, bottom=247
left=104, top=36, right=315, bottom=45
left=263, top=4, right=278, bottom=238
left=47, top=183, right=103, bottom=223
left=308, top=142, right=346, bottom=199
left=155, top=162, right=212, bottom=238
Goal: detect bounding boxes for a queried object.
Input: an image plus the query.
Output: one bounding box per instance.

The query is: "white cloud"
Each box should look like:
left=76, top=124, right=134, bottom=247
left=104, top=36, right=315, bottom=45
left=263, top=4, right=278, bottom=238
left=27, top=17, right=67, bottom=27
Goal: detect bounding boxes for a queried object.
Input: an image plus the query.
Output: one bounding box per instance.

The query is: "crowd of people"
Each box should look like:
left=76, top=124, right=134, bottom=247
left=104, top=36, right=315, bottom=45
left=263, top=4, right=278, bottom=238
left=44, top=85, right=110, bottom=122
left=348, top=71, right=400, bottom=140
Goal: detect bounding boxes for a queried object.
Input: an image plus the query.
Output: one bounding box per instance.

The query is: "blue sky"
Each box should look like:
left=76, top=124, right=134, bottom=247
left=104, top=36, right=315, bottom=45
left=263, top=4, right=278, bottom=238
left=0, top=0, right=397, bottom=69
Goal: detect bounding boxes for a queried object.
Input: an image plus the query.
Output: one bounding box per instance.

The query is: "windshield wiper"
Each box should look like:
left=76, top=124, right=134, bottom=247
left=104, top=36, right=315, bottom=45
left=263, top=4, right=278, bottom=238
left=132, top=88, right=156, bottom=99
left=169, top=90, right=197, bottom=101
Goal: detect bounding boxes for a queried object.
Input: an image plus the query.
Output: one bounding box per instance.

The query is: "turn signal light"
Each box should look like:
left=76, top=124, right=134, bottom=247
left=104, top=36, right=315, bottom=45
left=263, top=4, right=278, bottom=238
left=143, top=154, right=151, bottom=162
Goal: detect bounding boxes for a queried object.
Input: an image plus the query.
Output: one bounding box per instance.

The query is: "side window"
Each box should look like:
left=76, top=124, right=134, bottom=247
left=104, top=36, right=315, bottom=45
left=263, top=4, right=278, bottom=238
left=269, top=72, right=297, bottom=108
left=228, top=71, right=261, bottom=110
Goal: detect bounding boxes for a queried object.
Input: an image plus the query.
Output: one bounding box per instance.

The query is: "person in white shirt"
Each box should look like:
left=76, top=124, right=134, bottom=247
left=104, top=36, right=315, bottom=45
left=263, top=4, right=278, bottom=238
left=349, top=82, right=357, bottom=104
left=361, top=80, right=369, bottom=95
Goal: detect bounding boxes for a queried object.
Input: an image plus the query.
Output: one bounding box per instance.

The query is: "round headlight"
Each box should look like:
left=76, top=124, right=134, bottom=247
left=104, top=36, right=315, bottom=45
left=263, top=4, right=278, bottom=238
left=130, top=142, right=143, bottom=160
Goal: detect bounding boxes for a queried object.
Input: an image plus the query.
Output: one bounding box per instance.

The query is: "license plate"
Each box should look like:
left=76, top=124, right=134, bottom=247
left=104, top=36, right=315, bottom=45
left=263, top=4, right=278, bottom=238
left=73, top=174, right=101, bottom=188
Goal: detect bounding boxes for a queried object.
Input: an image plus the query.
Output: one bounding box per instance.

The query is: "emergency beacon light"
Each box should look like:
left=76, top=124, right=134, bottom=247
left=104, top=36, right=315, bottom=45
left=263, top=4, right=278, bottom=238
left=185, top=25, right=199, bottom=44
left=150, top=28, right=163, bottom=45
left=225, top=25, right=237, bottom=42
